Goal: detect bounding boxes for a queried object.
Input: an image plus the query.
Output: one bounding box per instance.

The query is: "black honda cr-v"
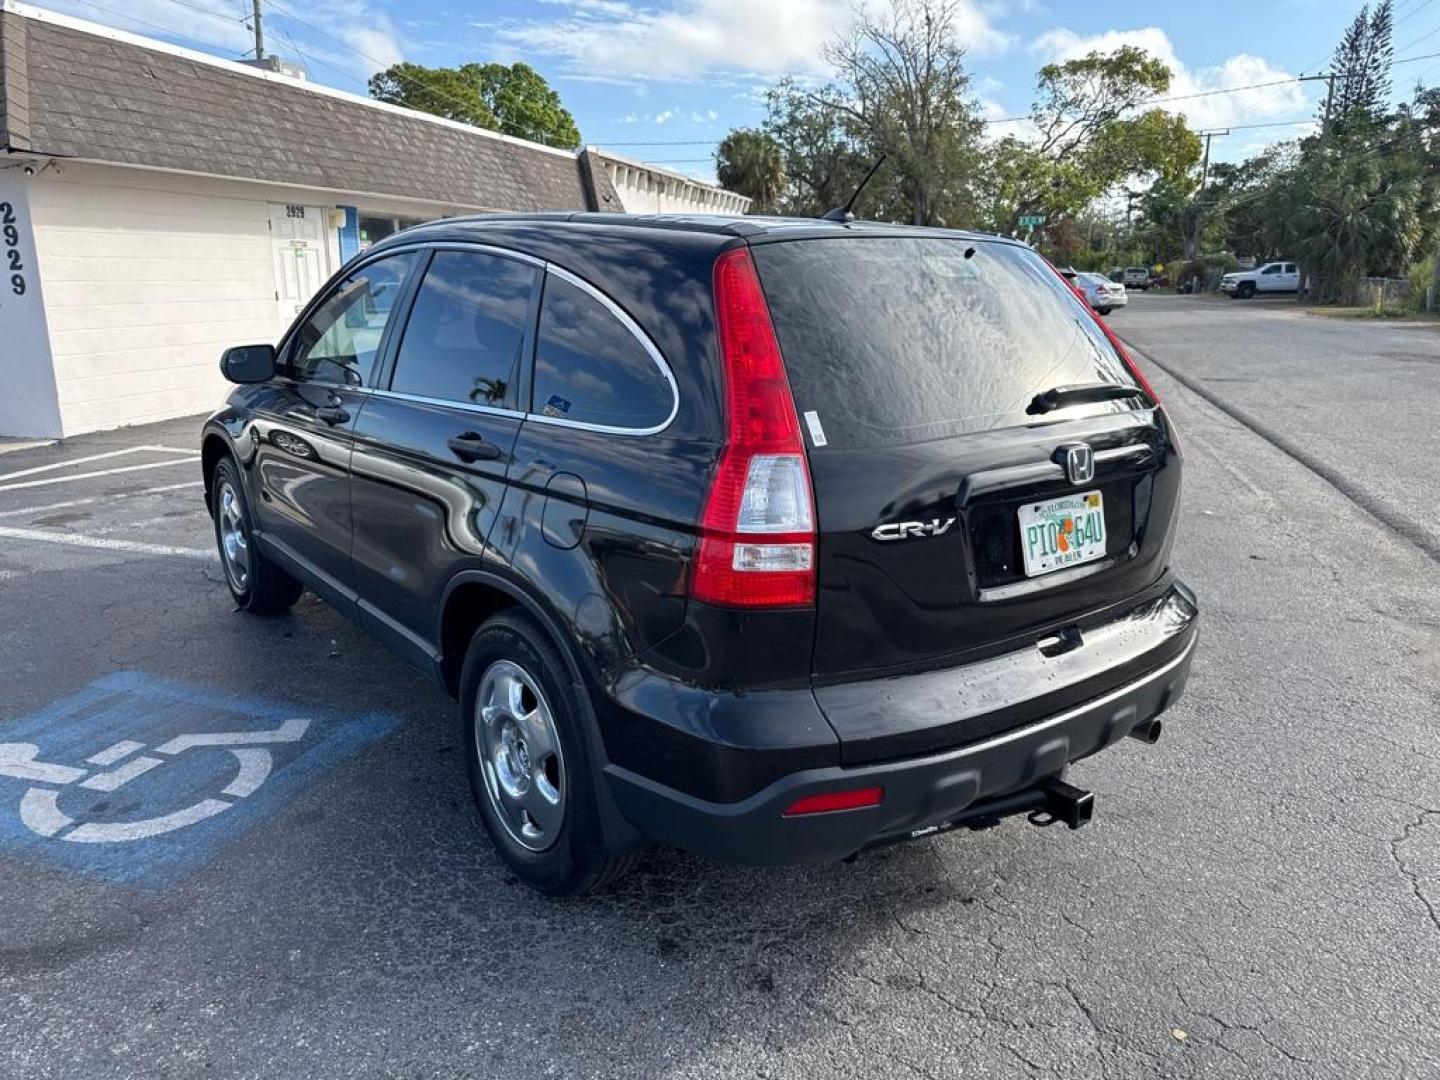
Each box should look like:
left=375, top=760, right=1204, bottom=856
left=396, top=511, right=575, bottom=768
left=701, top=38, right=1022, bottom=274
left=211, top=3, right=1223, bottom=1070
left=202, top=213, right=1197, bottom=894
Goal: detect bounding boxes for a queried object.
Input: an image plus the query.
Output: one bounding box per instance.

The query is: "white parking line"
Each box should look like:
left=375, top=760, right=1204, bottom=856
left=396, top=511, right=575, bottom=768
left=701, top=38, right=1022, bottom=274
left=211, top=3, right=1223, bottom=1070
left=0, top=457, right=200, bottom=493
left=0, top=525, right=215, bottom=560
left=0, top=480, right=205, bottom=519
left=0, top=444, right=192, bottom=483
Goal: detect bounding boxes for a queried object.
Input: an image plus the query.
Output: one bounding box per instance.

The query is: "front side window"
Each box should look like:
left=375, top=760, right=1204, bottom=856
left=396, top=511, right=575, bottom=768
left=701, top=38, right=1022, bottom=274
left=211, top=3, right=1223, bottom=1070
left=390, top=250, right=538, bottom=408
left=289, top=253, right=416, bottom=386
left=531, top=274, right=674, bottom=430
left=1262, top=264, right=1279, bottom=275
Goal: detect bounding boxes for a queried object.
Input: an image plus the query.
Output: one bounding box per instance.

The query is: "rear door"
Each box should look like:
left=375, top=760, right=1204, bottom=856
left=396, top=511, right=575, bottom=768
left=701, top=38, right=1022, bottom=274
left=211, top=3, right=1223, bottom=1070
left=750, top=235, right=1181, bottom=683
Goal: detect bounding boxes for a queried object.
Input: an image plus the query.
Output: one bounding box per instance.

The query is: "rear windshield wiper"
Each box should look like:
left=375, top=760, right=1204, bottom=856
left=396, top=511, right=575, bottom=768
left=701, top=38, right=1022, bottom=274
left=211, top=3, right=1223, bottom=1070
left=1027, top=383, right=1145, bottom=416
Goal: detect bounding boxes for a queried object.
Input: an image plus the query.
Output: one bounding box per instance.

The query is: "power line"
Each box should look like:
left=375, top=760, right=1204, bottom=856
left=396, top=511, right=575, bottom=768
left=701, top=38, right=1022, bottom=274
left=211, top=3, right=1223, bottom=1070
left=980, top=75, right=1327, bottom=126
left=199, top=0, right=581, bottom=150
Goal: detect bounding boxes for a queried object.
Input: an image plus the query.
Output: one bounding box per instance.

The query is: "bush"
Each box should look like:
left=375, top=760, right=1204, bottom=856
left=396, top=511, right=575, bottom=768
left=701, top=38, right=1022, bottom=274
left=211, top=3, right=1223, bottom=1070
left=1406, top=256, right=1435, bottom=313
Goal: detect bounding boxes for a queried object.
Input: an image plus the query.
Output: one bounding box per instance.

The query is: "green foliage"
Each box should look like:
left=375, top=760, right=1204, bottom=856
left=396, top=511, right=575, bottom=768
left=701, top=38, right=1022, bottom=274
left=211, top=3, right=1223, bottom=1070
left=1324, top=0, right=1394, bottom=126
left=369, top=61, right=581, bottom=148
left=721, top=0, right=984, bottom=226
left=369, top=63, right=494, bottom=128
left=979, top=46, right=1200, bottom=234
left=1406, top=255, right=1435, bottom=312
left=715, top=129, right=786, bottom=213
left=756, top=80, right=873, bottom=218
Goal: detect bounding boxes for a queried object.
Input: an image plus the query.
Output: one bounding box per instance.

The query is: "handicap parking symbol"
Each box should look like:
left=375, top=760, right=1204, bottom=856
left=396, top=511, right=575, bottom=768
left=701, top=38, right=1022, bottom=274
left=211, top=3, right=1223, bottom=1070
left=0, top=671, right=401, bottom=886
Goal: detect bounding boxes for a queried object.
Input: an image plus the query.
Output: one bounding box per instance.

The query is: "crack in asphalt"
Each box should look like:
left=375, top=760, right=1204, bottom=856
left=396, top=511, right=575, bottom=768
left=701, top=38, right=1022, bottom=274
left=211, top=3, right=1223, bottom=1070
left=1389, top=810, right=1440, bottom=936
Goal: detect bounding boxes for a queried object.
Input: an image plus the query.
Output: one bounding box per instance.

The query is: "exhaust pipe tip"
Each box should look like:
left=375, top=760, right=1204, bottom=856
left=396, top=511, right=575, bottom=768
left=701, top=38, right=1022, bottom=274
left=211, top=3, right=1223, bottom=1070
left=1127, top=717, right=1163, bottom=744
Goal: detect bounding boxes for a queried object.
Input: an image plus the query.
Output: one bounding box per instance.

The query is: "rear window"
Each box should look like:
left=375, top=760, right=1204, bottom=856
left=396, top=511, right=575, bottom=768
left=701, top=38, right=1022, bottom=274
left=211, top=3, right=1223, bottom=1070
left=752, top=237, right=1141, bottom=450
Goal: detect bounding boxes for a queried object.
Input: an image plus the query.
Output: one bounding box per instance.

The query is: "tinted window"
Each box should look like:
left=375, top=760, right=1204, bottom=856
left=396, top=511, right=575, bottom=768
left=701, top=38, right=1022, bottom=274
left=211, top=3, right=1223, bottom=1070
left=532, top=274, right=673, bottom=430
left=753, top=238, right=1141, bottom=450
left=1283, top=263, right=1297, bottom=274
left=1261, top=264, right=1279, bottom=275
left=290, top=253, right=416, bottom=385
left=390, top=250, right=538, bottom=408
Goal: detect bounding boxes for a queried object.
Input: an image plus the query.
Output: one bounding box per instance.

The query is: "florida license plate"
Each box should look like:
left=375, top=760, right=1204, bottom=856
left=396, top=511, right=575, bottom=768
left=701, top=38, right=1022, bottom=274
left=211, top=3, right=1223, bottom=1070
left=1018, top=491, right=1106, bottom=577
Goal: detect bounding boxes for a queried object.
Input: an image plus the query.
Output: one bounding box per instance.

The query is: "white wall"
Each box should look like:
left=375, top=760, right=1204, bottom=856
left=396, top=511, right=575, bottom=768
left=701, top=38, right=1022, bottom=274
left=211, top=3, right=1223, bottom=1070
left=600, top=158, right=750, bottom=216
left=27, top=164, right=285, bottom=435
left=0, top=167, right=64, bottom=439
left=23, top=163, right=475, bottom=437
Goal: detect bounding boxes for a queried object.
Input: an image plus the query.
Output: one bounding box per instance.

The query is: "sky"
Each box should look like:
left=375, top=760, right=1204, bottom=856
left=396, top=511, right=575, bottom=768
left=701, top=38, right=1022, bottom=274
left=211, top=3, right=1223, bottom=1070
left=38, top=0, right=1440, bottom=180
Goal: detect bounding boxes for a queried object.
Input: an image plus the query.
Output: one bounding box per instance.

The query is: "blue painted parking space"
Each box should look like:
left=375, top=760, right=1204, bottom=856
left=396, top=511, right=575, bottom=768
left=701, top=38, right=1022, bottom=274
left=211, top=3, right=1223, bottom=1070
left=0, top=671, right=401, bottom=887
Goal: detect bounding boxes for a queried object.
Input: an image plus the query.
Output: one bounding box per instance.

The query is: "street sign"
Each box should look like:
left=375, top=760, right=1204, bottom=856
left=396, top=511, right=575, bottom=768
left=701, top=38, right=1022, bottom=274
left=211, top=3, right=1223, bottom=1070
left=1018, top=215, right=1045, bottom=227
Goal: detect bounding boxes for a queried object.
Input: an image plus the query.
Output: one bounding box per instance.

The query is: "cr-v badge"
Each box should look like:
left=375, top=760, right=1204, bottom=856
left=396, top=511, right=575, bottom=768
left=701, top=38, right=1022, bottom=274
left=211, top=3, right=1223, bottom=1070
left=871, top=517, right=956, bottom=542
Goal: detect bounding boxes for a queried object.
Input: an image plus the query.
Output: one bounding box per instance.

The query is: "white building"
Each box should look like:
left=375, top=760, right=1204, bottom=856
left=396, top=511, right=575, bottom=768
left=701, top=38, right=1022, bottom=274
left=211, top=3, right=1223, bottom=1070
left=0, top=2, right=748, bottom=439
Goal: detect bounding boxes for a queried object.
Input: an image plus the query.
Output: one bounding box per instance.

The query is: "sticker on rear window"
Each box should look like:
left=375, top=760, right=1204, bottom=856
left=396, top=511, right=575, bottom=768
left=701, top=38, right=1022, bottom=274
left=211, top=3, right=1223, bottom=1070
left=803, top=410, right=828, bottom=448
left=541, top=394, right=571, bottom=418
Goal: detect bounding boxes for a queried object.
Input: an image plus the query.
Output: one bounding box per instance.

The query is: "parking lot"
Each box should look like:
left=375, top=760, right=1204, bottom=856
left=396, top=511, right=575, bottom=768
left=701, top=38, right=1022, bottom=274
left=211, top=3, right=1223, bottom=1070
left=1, top=293, right=1438, bottom=1079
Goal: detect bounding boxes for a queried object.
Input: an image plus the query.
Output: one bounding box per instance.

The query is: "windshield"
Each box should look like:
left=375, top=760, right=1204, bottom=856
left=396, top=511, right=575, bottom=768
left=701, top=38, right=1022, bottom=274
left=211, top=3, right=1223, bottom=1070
left=752, top=237, right=1142, bottom=451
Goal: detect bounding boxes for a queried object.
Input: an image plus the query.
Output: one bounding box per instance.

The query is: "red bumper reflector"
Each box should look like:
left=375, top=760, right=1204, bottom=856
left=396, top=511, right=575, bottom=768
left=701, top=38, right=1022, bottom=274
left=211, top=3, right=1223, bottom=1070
left=783, top=787, right=885, bottom=816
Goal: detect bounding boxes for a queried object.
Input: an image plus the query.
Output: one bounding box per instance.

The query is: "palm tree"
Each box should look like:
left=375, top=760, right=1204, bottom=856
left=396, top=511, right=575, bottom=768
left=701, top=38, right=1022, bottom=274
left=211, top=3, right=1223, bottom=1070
left=716, top=129, right=786, bottom=214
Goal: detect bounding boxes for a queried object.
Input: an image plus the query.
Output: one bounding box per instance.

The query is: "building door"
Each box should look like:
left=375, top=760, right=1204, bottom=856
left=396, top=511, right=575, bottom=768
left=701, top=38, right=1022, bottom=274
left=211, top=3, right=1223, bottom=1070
left=270, top=203, right=330, bottom=336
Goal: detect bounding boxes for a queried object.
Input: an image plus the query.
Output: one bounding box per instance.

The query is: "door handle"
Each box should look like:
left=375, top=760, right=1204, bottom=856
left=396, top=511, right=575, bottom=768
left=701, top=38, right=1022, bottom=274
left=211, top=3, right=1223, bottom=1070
left=315, top=404, right=349, bottom=425
left=447, top=432, right=502, bottom=462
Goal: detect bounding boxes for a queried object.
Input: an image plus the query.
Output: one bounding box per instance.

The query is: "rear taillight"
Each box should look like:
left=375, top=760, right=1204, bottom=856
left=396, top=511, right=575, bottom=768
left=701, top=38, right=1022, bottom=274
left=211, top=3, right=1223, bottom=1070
left=691, top=247, right=816, bottom=608
left=1047, top=260, right=1160, bottom=406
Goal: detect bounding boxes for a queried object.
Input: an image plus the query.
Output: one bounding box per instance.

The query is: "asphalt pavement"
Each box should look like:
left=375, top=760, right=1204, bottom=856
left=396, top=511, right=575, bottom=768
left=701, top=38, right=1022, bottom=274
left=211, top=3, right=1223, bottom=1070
left=1, top=293, right=1437, bottom=1079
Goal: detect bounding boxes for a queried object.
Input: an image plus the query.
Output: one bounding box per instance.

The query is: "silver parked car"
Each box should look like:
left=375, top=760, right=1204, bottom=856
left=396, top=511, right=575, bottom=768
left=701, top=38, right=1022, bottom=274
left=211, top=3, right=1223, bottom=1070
left=1077, top=272, right=1128, bottom=315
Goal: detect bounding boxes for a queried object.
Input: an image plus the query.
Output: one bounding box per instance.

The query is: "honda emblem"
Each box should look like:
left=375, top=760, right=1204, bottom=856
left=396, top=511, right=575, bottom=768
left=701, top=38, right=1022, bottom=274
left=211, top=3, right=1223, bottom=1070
left=1059, top=443, right=1095, bottom=485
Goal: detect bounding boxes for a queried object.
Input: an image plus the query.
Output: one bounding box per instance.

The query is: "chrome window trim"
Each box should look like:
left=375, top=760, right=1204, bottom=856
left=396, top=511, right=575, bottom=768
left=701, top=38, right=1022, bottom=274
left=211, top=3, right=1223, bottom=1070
left=369, top=387, right=524, bottom=420
left=294, top=239, right=681, bottom=436
left=531, top=263, right=679, bottom=437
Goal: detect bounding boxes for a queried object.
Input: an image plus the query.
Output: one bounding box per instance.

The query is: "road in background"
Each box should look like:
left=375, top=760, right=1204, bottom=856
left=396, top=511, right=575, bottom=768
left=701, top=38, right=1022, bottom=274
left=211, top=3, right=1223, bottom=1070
left=1118, top=293, right=1440, bottom=559
left=1, top=298, right=1438, bottom=1077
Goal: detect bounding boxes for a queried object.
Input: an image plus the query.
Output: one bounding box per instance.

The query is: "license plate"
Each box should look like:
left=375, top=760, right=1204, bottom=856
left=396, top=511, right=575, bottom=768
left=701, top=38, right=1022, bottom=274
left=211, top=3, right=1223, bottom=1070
left=1018, top=491, right=1106, bottom=577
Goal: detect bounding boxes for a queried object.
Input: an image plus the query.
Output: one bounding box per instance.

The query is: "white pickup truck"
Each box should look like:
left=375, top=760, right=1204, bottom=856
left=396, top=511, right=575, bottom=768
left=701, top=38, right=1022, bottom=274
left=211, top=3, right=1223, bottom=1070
left=1220, top=261, right=1300, bottom=298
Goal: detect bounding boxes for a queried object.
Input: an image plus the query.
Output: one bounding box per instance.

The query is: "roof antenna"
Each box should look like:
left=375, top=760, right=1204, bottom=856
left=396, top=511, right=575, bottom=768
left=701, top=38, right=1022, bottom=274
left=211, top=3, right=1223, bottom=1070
left=822, top=155, right=886, bottom=223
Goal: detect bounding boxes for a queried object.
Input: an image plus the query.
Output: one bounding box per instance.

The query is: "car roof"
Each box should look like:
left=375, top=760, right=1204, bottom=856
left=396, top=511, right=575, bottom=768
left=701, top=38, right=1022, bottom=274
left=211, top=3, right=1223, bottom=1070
left=383, top=211, right=1017, bottom=247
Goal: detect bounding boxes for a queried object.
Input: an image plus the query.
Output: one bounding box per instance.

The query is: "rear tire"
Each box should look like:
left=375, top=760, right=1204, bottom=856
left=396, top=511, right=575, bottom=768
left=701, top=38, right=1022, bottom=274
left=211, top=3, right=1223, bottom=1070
left=211, top=457, right=303, bottom=614
left=460, top=610, right=639, bottom=896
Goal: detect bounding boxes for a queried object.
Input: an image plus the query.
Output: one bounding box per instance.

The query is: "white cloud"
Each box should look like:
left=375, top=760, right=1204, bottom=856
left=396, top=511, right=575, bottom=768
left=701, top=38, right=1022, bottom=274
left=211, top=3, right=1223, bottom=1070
left=1031, top=27, right=1310, bottom=131
left=499, top=0, right=1010, bottom=82
left=654, top=109, right=675, bottom=124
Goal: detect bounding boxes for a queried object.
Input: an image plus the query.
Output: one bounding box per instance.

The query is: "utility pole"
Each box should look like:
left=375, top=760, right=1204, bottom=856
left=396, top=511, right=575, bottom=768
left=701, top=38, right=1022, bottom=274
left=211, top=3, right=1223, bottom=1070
left=250, top=0, right=264, bottom=62
left=1321, top=73, right=1336, bottom=141
left=1186, top=129, right=1228, bottom=264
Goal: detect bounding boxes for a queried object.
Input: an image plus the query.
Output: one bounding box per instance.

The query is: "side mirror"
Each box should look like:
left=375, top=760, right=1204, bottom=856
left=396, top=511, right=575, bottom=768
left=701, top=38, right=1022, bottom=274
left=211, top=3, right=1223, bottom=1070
left=220, top=344, right=277, bottom=384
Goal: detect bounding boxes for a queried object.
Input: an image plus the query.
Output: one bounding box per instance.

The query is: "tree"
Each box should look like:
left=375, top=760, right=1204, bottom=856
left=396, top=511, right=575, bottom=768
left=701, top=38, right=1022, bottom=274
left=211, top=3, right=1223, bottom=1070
left=369, top=61, right=581, bottom=148
left=1324, top=0, right=1394, bottom=128
left=824, top=0, right=985, bottom=226
left=715, top=129, right=786, bottom=212
left=981, top=47, right=1201, bottom=235
left=368, top=63, right=493, bottom=128
left=758, top=80, right=873, bottom=218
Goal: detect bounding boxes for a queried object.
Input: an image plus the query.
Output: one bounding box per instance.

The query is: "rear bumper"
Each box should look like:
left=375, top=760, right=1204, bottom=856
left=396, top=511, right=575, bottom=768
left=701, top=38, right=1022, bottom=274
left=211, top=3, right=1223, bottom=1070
left=604, top=624, right=1196, bottom=865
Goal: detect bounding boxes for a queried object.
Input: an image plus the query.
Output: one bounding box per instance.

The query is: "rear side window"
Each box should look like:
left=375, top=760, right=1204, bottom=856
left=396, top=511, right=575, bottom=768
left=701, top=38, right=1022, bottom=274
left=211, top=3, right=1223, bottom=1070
left=531, top=273, right=674, bottom=430
left=752, top=238, right=1140, bottom=450
left=390, top=250, right=538, bottom=408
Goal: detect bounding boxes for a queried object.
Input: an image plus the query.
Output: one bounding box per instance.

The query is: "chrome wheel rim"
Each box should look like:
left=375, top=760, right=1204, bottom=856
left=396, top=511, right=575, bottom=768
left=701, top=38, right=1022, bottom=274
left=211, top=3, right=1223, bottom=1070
left=476, top=660, right=566, bottom=852
left=217, top=481, right=250, bottom=592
